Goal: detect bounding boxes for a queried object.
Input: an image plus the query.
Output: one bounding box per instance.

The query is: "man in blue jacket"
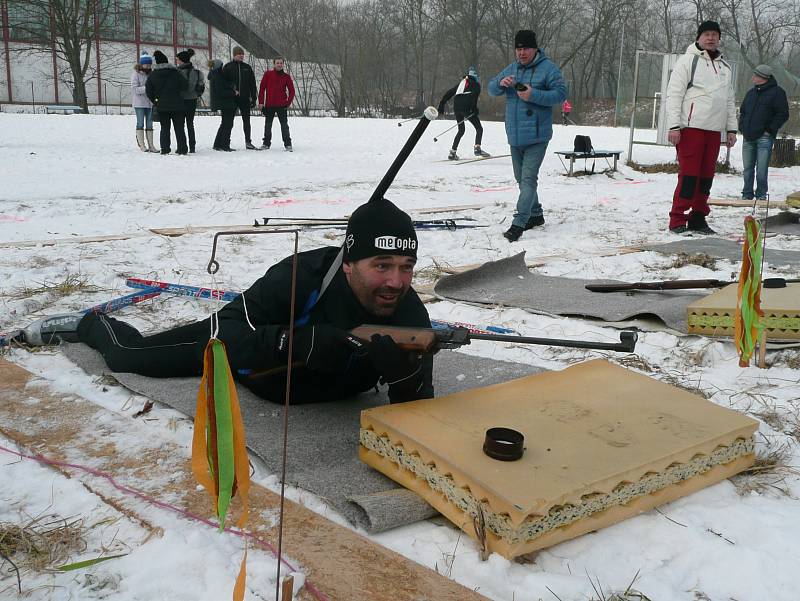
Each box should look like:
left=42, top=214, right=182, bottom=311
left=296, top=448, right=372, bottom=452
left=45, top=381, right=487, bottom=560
left=738, top=64, right=789, bottom=201
left=489, top=30, right=567, bottom=242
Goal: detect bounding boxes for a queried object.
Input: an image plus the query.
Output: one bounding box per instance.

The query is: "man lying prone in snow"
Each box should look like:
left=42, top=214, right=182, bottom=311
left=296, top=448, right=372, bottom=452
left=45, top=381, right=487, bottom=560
left=40, top=199, right=434, bottom=404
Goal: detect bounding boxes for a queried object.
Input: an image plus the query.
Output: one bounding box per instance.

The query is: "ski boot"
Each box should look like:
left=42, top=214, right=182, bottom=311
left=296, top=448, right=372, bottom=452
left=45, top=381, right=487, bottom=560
left=474, top=145, right=490, bottom=158
left=20, top=313, right=84, bottom=346
left=448, top=149, right=459, bottom=161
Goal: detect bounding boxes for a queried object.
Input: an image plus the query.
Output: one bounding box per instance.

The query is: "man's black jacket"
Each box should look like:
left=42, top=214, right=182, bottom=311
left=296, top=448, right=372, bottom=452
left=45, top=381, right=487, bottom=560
left=738, top=78, right=789, bottom=142
left=145, top=64, right=188, bottom=112
left=216, top=247, right=434, bottom=403
left=222, top=60, right=258, bottom=106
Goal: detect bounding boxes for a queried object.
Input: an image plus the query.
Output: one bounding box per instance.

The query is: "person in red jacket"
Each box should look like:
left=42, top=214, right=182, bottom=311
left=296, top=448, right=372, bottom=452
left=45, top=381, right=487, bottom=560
left=258, top=57, right=296, bottom=151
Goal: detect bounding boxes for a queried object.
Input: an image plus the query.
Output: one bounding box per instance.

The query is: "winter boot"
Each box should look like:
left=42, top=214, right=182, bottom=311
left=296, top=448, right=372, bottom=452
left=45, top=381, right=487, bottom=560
left=474, top=145, right=490, bottom=158
left=145, top=129, right=159, bottom=153
left=503, top=225, right=524, bottom=242
left=136, top=129, right=147, bottom=152
left=687, top=212, right=716, bottom=235
left=285, top=145, right=293, bottom=152
left=20, top=313, right=84, bottom=346
left=524, top=215, right=545, bottom=230
left=448, top=149, right=459, bottom=161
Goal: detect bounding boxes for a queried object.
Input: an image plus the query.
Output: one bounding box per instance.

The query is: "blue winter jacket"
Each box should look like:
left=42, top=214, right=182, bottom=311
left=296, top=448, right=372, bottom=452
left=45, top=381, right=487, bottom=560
left=738, top=78, right=789, bottom=142
left=488, top=50, right=567, bottom=147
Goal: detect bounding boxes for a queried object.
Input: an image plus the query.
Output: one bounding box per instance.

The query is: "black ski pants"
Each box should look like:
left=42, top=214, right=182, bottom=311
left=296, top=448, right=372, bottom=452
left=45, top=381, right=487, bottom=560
left=235, top=98, right=252, bottom=144
left=213, top=107, right=235, bottom=150
left=262, top=107, right=292, bottom=147
left=78, top=313, right=207, bottom=377
left=158, top=110, right=187, bottom=154
left=183, top=99, right=197, bottom=151
left=453, top=111, right=483, bottom=150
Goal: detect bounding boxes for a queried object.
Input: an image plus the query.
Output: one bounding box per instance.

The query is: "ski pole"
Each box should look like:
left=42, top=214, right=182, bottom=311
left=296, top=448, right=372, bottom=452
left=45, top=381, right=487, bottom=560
left=368, top=106, right=439, bottom=203
left=433, top=112, right=474, bottom=142
left=397, top=115, right=422, bottom=126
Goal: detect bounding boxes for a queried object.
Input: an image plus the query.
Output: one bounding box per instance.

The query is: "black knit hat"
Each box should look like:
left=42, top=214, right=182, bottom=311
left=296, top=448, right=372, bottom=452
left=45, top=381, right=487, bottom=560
left=344, top=198, right=417, bottom=262
left=153, top=50, right=168, bottom=64
left=176, top=48, right=194, bottom=62
left=696, top=20, right=721, bottom=40
left=515, top=30, right=537, bottom=49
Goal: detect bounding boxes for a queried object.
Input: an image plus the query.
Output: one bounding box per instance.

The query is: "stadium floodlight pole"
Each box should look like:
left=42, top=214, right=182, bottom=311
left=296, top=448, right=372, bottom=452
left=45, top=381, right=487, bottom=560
left=368, top=106, right=438, bottom=203
left=433, top=111, right=475, bottom=142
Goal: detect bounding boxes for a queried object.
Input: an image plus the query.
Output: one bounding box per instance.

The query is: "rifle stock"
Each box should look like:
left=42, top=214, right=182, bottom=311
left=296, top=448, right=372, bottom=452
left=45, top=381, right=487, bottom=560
left=350, top=325, right=441, bottom=353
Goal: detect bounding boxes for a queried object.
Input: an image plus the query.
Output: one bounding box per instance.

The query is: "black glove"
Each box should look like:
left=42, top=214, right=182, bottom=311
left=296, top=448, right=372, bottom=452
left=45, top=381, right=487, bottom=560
left=278, top=325, right=366, bottom=374
left=367, top=334, right=425, bottom=403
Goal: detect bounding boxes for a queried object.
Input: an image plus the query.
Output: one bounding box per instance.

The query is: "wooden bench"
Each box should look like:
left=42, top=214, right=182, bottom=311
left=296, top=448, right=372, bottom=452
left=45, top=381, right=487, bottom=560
left=555, top=150, right=623, bottom=176
left=44, top=104, right=82, bottom=114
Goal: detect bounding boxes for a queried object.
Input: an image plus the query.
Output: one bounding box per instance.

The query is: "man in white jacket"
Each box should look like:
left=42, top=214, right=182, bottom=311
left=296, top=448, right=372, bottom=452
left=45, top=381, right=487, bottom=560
left=665, top=20, right=737, bottom=235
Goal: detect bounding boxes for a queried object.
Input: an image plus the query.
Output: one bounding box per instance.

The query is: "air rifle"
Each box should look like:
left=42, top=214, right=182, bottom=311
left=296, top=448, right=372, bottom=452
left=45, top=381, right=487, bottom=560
left=585, top=277, right=800, bottom=293
left=350, top=324, right=638, bottom=354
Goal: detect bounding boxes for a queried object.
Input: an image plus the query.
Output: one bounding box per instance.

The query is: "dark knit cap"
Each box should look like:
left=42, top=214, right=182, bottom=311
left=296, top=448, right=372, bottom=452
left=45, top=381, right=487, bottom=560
left=515, top=30, right=537, bottom=49
left=153, top=50, right=168, bottom=64
left=176, top=48, right=194, bottom=62
left=696, top=20, right=721, bottom=40
left=344, top=198, right=418, bottom=262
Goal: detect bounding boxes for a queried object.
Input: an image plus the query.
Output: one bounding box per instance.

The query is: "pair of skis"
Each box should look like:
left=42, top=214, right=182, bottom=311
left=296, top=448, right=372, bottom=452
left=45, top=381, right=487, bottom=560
left=252, top=217, right=486, bottom=230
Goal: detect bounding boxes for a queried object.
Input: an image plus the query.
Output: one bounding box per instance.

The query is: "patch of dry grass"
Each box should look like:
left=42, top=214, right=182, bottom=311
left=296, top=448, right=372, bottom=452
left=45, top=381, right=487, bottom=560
left=669, top=252, right=717, bottom=270
left=731, top=442, right=798, bottom=496
left=414, top=258, right=456, bottom=282
left=627, top=161, right=680, bottom=174
left=11, top=274, right=100, bottom=301
left=0, top=513, right=87, bottom=593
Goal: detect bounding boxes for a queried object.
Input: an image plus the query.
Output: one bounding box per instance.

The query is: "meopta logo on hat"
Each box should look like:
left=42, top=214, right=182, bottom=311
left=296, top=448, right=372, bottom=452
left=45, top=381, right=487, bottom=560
left=375, top=236, right=417, bottom=252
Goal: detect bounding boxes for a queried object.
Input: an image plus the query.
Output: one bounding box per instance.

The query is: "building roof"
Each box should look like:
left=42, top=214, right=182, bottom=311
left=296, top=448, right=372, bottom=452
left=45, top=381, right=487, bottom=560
left=178, top=0, right=280, bottom=59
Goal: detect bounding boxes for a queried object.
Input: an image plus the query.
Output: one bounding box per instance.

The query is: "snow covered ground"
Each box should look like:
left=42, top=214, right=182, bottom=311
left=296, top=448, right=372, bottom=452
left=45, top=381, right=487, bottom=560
left=1, top=112, right=799, bottom=600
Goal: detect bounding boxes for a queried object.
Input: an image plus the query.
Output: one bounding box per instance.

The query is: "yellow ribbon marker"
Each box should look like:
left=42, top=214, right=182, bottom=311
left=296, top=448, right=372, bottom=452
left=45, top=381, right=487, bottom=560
left=734, top=216, right=765, bottom=367
left=192, top=338, right=251, bottom=600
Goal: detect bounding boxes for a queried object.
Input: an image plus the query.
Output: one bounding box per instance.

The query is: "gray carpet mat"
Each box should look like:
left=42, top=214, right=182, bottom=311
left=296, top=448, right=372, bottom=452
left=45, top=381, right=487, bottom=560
left=644, top=237, right=800, bottom=266
left=62, top=343, right=541, bottom=533
left=434, top=252, right=704, bottom=332
left=762, top=211, right=800, bottom=235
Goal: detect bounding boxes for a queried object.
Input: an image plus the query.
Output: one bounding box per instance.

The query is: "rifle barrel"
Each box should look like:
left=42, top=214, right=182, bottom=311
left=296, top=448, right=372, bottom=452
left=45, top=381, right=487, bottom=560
left=469, top=330, right=637, bottom=352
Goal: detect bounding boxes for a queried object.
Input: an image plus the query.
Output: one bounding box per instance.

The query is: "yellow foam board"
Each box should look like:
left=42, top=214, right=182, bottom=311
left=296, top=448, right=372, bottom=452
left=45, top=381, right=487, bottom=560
left=360, top=360, right=757, bottom=559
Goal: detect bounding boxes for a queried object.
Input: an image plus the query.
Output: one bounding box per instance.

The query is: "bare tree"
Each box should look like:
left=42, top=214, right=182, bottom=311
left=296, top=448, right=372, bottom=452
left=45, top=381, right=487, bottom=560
left=8, top=0, right=109, bottom=111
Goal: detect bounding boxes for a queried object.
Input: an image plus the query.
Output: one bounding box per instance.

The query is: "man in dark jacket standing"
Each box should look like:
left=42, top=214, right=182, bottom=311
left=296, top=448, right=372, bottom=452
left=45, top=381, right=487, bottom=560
left=176, top=48, right=204, bottom=153
left=208, top=59, right=237, bottom=151
left=438, top=67, right=489, bottom=160
left=145, top=50, right=188, bottom=155
left=223, top=46, right=259, bottom=150
left=258, top=57, right=296, bottom=151
left=73, top=199, right=433, bottom=405
left=738, top=64, right=790, bottom=200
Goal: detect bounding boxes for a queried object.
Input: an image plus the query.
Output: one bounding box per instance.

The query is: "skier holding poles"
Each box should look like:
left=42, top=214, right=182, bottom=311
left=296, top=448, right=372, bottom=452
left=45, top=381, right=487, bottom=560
left=437, top=67, right=490, bottom=160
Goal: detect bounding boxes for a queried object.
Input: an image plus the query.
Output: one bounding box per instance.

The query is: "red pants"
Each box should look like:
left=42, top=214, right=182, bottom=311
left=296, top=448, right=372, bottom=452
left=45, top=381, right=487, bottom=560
left=669, top=128, right=722, bottom=229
